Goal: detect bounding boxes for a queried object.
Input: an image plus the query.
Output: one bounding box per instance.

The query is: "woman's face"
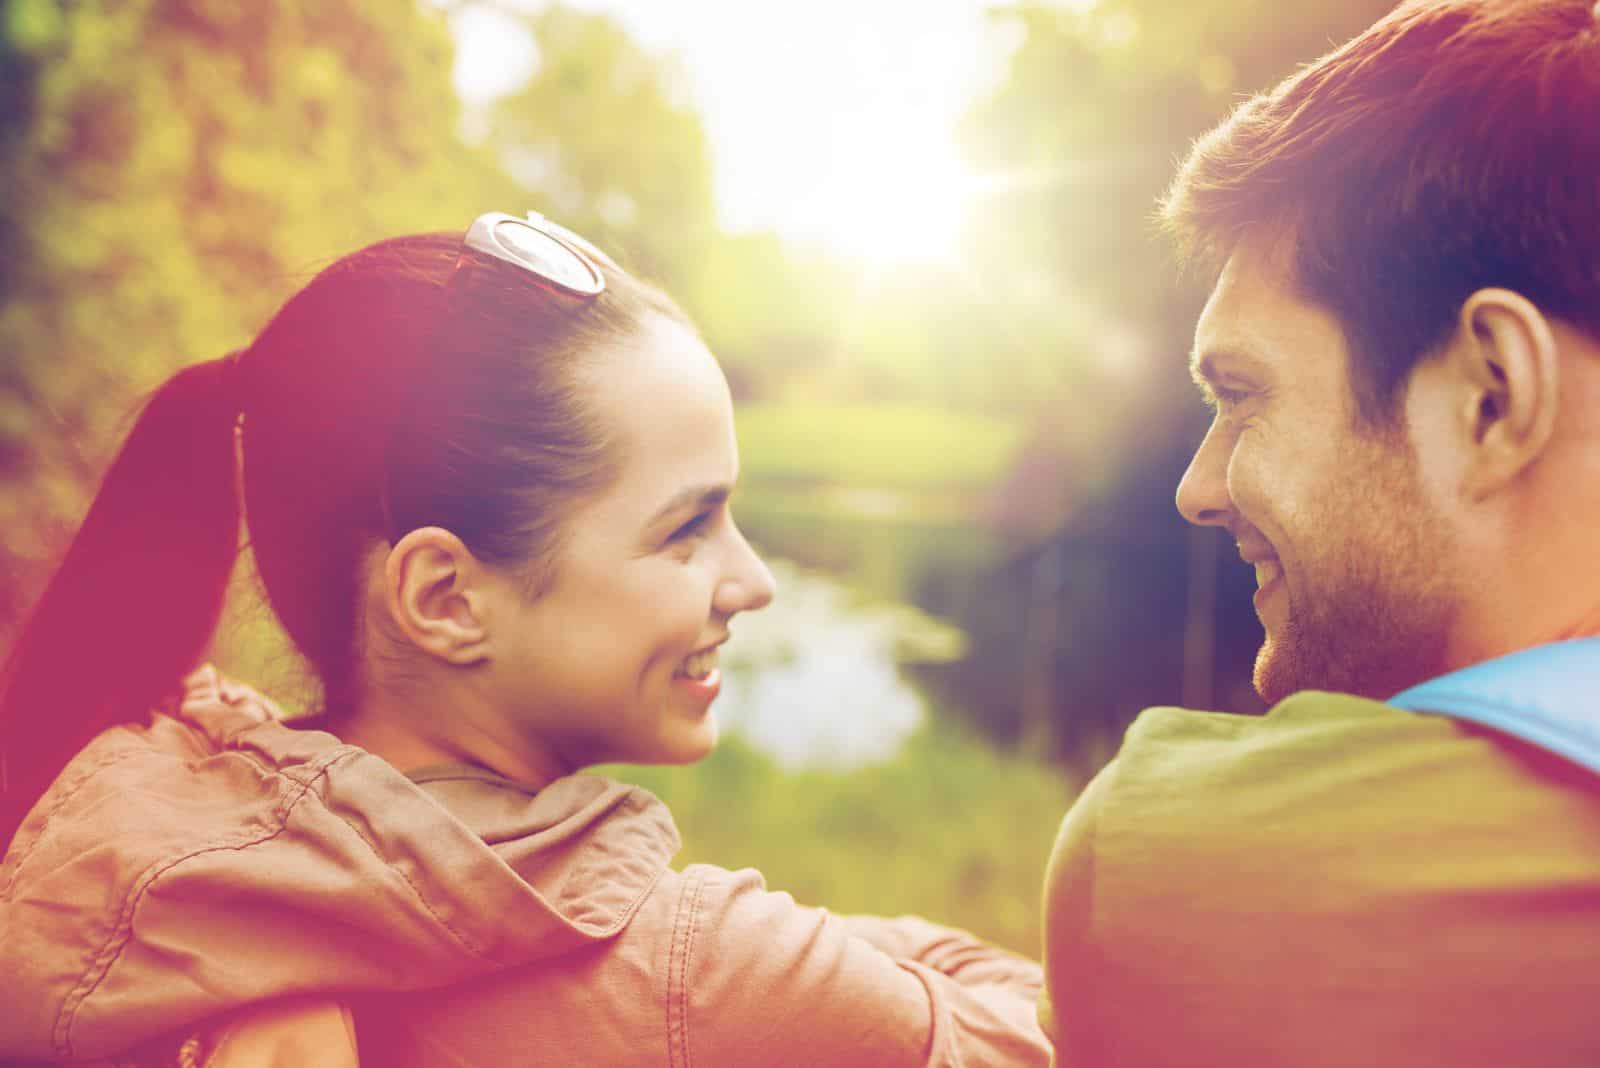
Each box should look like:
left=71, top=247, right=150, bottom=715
left=488, top=314, right=775, bottom=770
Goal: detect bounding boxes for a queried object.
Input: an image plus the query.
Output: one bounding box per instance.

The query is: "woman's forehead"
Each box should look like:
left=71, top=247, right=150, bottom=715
left=578, top=317, right=737, bottom=505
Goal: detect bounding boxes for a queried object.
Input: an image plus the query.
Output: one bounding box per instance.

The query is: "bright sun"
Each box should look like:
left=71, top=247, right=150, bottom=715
left=786, top=122, right=979, bottom=268
left=448, top=5, right=996, bottom=270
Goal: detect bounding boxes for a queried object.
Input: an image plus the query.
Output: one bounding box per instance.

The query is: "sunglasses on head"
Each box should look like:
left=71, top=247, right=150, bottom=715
left=457, top=211, right=617, bottom=299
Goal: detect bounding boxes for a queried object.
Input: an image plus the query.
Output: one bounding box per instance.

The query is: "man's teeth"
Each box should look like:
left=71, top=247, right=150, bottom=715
left=1255, top=559, right=1282, bottom=588
left=678, top=647, right=718, bottom=680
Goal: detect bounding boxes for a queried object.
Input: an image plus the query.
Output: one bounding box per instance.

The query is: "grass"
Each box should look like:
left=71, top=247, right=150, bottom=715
left=600, top=710, right=1078, bottom=959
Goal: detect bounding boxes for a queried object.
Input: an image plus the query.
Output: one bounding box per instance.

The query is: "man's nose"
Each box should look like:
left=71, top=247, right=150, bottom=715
left=1175, top=422, right=1234, bottom=528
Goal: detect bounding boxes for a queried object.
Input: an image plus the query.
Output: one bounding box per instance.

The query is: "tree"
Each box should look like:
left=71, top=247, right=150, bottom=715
left=939, top=0, right=1403, bottom=759
left=0, top=0, right=512, bottom=642
left=954, top=0, right=1403, bottom=511
left=482, top=4, right=718, bottom=295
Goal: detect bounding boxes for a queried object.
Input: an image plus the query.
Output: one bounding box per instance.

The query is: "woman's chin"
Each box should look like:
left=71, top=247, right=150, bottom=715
left=663, top=717, right=719, bottom=765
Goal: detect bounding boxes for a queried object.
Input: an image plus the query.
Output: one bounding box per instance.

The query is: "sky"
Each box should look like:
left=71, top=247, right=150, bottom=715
left=448, top=0, right=1032, bottom=258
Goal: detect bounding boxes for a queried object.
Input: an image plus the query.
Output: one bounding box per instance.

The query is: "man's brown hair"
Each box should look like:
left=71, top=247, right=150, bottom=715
left=1161, top=0, right=1600, bottom=424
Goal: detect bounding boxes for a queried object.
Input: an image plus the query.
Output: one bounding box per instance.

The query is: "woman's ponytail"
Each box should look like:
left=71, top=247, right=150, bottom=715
left=0, top=354, right=244, bottom=852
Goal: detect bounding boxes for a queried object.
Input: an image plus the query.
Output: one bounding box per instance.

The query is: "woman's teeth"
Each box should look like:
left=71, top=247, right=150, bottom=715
left=677, top=647, right=718, bottom=680
left=1255, top=559, right=1283, bottom=588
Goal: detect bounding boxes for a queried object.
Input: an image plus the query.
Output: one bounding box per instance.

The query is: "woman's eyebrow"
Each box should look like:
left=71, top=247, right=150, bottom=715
left=648, top=483, right=731, bottom=525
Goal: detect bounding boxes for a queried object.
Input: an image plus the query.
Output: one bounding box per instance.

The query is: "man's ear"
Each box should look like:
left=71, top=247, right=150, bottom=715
left=382, top=527, right=493, bottom=665
left=1448, top=287, right=1560, bottom=499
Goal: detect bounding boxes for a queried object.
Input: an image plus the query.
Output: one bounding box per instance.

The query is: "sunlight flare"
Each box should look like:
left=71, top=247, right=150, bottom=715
left=786, top=118, right=980, bottom=267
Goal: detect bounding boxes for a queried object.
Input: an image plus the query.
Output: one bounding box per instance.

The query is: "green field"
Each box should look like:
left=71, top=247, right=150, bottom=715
left=603, top=709, right=1076, bottom=958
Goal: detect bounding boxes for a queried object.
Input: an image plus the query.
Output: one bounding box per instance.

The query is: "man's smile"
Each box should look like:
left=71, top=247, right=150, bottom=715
left=1236, top=538, right=1284, bottom=614
left=1252, top=557, right=1283, bottom=590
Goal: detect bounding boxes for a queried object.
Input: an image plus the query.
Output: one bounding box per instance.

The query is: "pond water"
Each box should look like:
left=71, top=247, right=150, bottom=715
left=713, top=557, right=966, bottom=771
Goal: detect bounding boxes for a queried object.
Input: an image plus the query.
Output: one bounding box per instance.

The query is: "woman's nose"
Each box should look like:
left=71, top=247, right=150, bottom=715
left=715, top=524, right=776, bottom=617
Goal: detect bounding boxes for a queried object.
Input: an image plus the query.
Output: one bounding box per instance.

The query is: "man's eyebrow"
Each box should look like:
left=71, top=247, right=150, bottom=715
left=1188, top=346, right=1268, bottom=390
left=648, top=483, right=731, bottom=526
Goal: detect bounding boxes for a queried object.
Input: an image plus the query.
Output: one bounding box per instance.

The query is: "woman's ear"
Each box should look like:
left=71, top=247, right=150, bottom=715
left=1447, top=288, right=1560, bottom=499
left=382, top=527, right=493, bottom=665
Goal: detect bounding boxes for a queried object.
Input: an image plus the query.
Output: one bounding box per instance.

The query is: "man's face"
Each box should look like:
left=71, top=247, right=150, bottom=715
left=1176, top=248, right=1463, bottom=704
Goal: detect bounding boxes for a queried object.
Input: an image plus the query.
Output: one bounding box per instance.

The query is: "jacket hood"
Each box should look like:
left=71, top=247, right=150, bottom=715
left=0, top=666, right=679, bottom=1063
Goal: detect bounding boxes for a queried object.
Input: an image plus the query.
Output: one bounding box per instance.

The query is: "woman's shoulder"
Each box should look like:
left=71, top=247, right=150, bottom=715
left=0, top=674, right=685, bottom=1064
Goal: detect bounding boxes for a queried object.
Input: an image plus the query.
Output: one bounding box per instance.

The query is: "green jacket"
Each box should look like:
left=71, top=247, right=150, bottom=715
left=1041, top=692, right=1600, bottom=1067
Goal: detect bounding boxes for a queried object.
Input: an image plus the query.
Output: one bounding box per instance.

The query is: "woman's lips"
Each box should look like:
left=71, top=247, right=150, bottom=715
left=672, top=667, right=722, bottom=704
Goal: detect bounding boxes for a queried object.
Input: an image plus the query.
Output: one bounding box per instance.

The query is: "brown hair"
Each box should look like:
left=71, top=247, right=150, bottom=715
left=1161, top=0, right=1600, bottom=424
left=0, top=227, right=689, bottom=849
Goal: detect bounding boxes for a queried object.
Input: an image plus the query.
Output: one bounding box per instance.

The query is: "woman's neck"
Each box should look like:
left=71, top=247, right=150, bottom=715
left=337, top=690, right=575, bottom=791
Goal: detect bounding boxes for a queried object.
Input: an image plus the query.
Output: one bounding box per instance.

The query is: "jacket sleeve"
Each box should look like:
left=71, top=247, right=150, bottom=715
left=835, top=912, right=1044, bottom=998
left=669, top=864, right=1050, bottom=1068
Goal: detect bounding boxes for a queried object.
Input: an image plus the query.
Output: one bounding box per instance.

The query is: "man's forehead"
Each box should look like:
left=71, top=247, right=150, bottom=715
left=1189, top=248, right=1342, bottom=386
left=1190, top=266, right=1277, bottom=384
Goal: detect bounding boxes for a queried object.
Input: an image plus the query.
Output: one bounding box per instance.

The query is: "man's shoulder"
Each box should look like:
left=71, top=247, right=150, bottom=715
left=1084, top=689, right=1600, bottom=857
left=1042, top=692, right=1600, bottom=1064
left=1111, top=691, right=1458, bottom=791
left=1130, top=688, right=1428, bottom=739
left=1041, top=688, right=1600, bottom=984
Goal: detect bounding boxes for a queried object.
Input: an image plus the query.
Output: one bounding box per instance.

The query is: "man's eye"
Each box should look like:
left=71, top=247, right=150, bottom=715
left=1207, top=385, right=1251, bottom=412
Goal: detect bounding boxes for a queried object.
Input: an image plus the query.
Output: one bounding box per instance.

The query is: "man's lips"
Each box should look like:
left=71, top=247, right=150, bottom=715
left=1251, top=557, right=1283, bottom=590
left=1247, top=553, right=1284, bottom=617
left=1236, top=539, right=1282, bottom=596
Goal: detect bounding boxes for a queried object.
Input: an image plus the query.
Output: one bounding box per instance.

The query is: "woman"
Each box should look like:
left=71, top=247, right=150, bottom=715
left=0, top=213, right=1049, bottom=1067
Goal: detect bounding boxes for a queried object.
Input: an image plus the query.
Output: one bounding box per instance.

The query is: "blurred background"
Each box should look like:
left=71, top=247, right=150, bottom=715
left=0, top=0, right=1396, bottom=954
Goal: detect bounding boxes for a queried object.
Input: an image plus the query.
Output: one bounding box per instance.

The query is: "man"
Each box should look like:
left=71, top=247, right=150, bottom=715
left=1039, top=1, right=1600, bottom=1064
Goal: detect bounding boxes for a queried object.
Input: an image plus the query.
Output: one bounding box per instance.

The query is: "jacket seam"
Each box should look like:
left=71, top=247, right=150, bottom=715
left=685, top=869, right=705, bottom=1068
left=1, top=744, right=136, bottom=900
left=578, top=864, right=671, bottom=939
left=203, top=730, right=501, bottom=962
left=52, top=751, right=346, bottom=1057
left=561, top=788, right=677, bottom=939
left=667, top=866, right=707, bottom=1068
left=52, top=749, right=355, bottom=1059
left=292, top=767, right=498, bottom=964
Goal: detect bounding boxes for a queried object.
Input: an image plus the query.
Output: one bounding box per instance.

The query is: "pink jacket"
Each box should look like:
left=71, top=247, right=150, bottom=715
left=0, top=668, right=1049, bottom=1066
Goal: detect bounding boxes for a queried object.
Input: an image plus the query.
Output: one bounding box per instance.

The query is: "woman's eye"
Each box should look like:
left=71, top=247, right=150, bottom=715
left=672, top=512, right=713, bottom=541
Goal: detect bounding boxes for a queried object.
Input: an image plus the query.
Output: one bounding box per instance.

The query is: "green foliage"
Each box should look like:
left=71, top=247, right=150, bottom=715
left=684, top=232, right=855, bottom=395
left=953, top=0, right=1405, bottom=482
left=482, top=4, right=717, bottom=293
left=0, top=0, right=513, bottom=630
left=967, top=0, right=1398, bottom=316
left=0, top=0, right=724, bottom=646
left=603, top=711, right=1076, bottom=957
left=737, top=401, right=1023, bottom=491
